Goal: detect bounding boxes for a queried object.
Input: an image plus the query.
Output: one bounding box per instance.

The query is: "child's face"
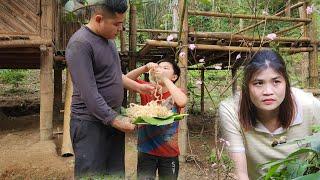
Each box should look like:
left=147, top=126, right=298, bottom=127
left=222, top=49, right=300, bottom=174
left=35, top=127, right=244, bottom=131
left=248, top=67, right=286, bottom=114
left=158, top=62, right=178, bottom=82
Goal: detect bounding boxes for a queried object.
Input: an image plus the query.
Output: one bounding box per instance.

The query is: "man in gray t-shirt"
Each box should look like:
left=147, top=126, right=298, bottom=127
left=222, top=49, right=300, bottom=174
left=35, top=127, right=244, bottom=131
left=66, top=0, right=154, bottom=178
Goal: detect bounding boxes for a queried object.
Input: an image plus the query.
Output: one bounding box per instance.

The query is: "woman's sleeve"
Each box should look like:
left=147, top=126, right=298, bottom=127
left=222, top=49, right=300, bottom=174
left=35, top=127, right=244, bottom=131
left=219, top=100, right=245, bottom=153
left=312, top=95, right=320, bottom=125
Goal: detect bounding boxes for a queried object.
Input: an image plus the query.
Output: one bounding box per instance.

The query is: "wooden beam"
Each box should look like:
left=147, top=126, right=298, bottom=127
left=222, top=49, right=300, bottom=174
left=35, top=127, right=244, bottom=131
left=0, top=39, right=52, bottom=48
left=233, top=1, right=306, bottom=34
left=145, top=40, right=313, bottom=53
left=137, top=29, right=179, bottom=34
left=189, top=10, right=311, bottom=23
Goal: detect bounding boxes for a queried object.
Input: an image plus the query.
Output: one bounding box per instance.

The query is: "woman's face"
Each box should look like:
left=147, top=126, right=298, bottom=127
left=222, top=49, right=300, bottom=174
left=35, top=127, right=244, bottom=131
left=249, top=67, right=286, bottom=113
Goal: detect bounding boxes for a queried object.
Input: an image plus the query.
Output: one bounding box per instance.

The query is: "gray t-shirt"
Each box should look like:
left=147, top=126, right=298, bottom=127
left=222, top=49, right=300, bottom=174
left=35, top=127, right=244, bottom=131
left=66, top=26, right=123, bottom=125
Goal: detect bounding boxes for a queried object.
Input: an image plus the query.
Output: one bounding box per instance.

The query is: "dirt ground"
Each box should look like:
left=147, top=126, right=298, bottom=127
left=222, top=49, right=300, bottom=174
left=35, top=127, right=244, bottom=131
left=0, top=70, right=235, bottom=179
left=0, top=111, right=236, bottom=180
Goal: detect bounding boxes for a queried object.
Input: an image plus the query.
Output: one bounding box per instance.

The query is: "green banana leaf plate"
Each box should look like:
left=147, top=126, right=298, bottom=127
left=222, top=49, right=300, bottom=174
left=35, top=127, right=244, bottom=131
left=132, top=114, right=188, bottom=126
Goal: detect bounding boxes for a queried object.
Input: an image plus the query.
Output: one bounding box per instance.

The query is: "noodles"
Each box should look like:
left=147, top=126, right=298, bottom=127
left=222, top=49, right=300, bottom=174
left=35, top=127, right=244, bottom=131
left=126, top=101, right=173, bottom=119
left=126, top=68, right=173, bottom=119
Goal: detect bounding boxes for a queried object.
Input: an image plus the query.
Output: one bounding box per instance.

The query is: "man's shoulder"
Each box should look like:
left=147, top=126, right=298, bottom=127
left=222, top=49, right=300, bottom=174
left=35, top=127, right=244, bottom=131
left=68, top=27, right=91, bottom=45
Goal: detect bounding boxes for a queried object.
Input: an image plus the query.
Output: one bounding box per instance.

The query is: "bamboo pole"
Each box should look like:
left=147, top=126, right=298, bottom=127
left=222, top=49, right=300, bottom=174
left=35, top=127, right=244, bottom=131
left=231, top=68, right=237, bottom=95
left=40, top=45, right=53, bottom=140
left=308, top=3, right=319, bottom=88
left=275, top=22, right=305, bottom=35
left=128, top=4, right=137, bottom=103
left=235, top=1, right=305, bottom=34
left=285, top=0, right=291, bottom=17
left=120, top=17, right=126, bottom=53
left=188, top=10, right=311, bottom=23
left=299, top=2, right=309, bottom=87
left=0, top=39, right=52, bottom=48
left=145, top=40, right=313, bottom=53
left=137, top=29, right=179, bottom=34
left=200, top=68, right=204, bottom=114
left=177, top=0, right=188, bottom=164
left=61, top=70, right=74, bottom=157
left=189, top=32, right=311, bottom=43
left=54, top=66, right=63, bottom=120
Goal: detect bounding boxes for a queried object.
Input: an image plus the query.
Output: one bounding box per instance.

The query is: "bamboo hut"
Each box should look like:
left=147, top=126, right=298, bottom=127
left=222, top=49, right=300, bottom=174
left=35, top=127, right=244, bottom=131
left=0, top=0, right=79, bottom=141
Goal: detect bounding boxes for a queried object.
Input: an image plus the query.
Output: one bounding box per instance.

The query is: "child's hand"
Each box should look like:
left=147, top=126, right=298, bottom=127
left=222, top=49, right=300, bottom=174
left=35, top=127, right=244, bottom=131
left=146, top=62, right=158, bottom=71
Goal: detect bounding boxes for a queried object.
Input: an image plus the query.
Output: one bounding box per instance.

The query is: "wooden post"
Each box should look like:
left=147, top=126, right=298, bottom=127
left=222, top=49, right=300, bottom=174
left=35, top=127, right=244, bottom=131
left=120, top=17, right=126, bottom=53
left=200, top=68, right=205, bottom=114
left=128, top=3, right=137, bottom=103
left=231, top=68, right=237, bottom=95
left=177, top=0, right=188, bottom=163
left=308, top=3, right=319, bottom=88
left=54, top=66, right=63, bottom=120
left=285, top=0, right=291, bottom=17
left=40, top=45, right=53, bottom=140
left=299, top=2, right=309, bottom=88
left=61, top=70, right=74, bottom=157
left=120, top=17, right=127, bottom=107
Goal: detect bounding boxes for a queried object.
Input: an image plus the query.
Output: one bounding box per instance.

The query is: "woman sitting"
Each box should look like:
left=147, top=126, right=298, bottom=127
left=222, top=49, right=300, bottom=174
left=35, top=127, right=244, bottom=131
left=219, top=49, right=320, bottom=179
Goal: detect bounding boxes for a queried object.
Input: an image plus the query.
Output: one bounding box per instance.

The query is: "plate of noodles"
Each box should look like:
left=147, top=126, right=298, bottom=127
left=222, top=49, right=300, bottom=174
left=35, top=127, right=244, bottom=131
left=124, top=101, right=187, bottom=126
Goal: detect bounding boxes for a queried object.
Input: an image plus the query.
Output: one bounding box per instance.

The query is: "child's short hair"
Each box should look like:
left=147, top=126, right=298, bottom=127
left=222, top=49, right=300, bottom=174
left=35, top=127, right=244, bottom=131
left=157, top=59, right=181, bottom=83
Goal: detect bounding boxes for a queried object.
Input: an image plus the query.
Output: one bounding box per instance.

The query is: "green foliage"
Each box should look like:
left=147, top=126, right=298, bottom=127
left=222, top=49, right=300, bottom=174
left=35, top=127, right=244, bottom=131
left=259, top=133, right=320, bottom=179
left=0, top=70, right=28, bottom=88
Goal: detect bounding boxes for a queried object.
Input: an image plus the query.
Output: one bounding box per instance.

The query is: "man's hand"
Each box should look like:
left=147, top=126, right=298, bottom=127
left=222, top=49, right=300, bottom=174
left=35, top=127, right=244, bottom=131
left=111, top=115, right=136, bottom=133
left=137, top=83, right=155, bottom=94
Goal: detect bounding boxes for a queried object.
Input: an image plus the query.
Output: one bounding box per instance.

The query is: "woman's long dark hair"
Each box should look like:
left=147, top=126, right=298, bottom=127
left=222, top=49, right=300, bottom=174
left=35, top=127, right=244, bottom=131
left=239, top=50, right=296, bottom=131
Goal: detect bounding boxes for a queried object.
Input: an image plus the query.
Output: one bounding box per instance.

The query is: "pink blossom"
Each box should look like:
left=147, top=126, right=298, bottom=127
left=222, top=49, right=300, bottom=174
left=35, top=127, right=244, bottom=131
left=219, top=138, right=225, bottom=143
left=211, top=163, right=217, bottom=168
left=262, top=10, right=269, bottom=16
left=236, top=53, right=241, bottom=60
left=179, top=52, right=186, bottom=58
left=166, top=34, right=174, bottom=42
left=306, top=5, right=314, bottom=15
left=225, top=140, right=231, bottom=146
left=199, top=58, right=205, bottom=63
left=195, top=80, right=202, bottom=85
left=189, top=44, right=196, bottom=50
left=266, top=33, right=277, bottom=40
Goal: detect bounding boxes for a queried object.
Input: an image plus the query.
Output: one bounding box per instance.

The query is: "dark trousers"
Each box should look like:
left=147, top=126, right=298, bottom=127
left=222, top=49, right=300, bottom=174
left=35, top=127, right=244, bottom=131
left=70, top=118, right=125, bottom=179
left=137, top=152, right=179, bottom=180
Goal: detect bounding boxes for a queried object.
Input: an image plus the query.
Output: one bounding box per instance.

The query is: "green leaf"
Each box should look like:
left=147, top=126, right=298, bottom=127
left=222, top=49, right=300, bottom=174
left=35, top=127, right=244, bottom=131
left=292, top=172, right=320, bottom=180
left=286, top=159, right=309, bottom=179
left=142, top=116, right=175, bottom=126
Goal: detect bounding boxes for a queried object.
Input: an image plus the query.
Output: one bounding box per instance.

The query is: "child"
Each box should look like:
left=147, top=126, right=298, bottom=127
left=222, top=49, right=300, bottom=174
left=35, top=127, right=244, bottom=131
left=126, top=59, right=188, bottom=180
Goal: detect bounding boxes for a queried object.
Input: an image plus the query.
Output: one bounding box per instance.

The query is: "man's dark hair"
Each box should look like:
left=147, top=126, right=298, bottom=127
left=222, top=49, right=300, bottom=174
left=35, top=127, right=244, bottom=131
left=90, top=0, right=128, bottom=17
left=157, top=59, right=181, bottom=83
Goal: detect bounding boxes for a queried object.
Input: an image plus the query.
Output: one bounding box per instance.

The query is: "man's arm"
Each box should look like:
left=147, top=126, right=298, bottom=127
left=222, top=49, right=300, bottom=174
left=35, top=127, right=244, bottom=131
left=122, top=74, right=154, bottom=94
left=126, top=62, right=158, bottom=80
left=66, top=41, right=134, bottom=132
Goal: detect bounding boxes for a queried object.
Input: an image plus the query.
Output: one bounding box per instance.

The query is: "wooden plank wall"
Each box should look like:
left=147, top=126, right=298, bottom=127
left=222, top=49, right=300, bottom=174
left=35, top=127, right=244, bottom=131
left=0, top=0, right=41, bottom=35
